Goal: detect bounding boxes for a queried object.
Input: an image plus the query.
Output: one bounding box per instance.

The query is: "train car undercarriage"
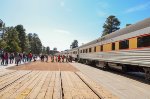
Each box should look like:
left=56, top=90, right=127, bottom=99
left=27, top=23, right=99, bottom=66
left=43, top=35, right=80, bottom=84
left=79, top=59, right=150, bottom=81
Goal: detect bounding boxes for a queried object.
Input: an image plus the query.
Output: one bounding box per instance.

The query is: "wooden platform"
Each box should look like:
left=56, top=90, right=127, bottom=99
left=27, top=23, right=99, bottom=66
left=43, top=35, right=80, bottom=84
left=0, top=70, right=118, bottom=99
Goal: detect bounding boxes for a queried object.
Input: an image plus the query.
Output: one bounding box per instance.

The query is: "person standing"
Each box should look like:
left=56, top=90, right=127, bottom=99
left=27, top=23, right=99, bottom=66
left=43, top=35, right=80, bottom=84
left=62, top=55, right=65, bottom=62
left=69, top=55, right=72, bottom=62
left=1, top=52, right=5, bottom=65
left=55, top=56, right=58, bottom=62
left=33, top=54, right=37, bottom=62
left=28, top=53, right=32, bottom=62
left=5, top=52, right=9, bottom=65
left=51, top=55, right=54, bottom=62
left=19, top=53, right=22, bottom=64
left=9, top=53, right=13, bottom=64
left=66, top=55, right=68, bottom=63
left=23, top=53, right=26, bottom=62
left=45, top=54, right=48, bottom=62
left=58, top=55, right=60, bottom=62
left=15, top=53, right=20, bottom=66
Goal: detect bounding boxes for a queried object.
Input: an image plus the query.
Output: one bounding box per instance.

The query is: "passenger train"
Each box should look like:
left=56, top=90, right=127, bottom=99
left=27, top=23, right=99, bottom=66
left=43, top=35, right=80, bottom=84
left=57, top=18, right=150, bottom=80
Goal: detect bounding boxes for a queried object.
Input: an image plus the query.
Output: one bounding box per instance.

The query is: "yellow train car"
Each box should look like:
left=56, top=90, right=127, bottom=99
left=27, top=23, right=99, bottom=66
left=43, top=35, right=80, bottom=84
left=59, top=18, right=150, bottom=80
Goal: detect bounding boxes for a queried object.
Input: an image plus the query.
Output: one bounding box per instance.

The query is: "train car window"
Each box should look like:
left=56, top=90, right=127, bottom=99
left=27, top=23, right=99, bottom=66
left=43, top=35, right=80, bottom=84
left=137, top=35, right=150, bottom=47
left=100, top=45, right=103, bottom=51
left=112, top=43, right=115, bottom=50
left=86, top=49, right=88, bottom=53
left=89, top=48, right=91, bottom=53
left=119, top=40, right=129, bottom=49
left=94, top=47, right=96, bottom=52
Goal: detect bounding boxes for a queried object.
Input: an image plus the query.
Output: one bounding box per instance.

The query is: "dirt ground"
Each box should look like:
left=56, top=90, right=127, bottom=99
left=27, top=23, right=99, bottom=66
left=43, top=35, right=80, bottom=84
left=7, top=61, right=79, bottom=72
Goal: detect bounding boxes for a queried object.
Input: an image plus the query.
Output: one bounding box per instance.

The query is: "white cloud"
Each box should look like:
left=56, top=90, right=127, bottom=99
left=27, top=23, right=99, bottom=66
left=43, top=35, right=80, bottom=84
left=43, top=29, right=74, bottom=51
left=53, top=29, right=71, bottom=35
left=125, top=2, right=150, bottom=13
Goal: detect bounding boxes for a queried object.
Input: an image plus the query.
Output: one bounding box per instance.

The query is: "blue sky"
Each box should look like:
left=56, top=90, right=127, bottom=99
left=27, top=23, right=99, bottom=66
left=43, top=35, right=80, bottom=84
left=1, top=0, right=150, bottom=51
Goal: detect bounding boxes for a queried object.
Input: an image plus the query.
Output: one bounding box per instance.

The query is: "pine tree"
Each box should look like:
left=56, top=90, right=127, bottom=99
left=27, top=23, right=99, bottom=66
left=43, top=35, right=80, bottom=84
left=15, top=25, right=27, bottom=52
left=3, top=27, right=21, bottom=52
left=46, top=46, right=50, bottom=55
left=71, top=40, right=78, bottom=49
left=27, top=33, right=42, bottom=54
left=102, top=15, right=120, bottom=36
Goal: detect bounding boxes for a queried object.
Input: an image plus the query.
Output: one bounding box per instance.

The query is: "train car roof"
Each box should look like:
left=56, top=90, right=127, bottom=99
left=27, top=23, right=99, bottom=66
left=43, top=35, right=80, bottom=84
left=104, top=17, right=150, bottom=40
left=63, top=17, right=150, bottom=52
left=78, top=17, right=150, bottom=48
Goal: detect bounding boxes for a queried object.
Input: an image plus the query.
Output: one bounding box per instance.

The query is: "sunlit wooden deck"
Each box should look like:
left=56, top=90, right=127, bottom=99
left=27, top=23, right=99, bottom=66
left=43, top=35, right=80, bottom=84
left=0, top=69, right=118, bottom=99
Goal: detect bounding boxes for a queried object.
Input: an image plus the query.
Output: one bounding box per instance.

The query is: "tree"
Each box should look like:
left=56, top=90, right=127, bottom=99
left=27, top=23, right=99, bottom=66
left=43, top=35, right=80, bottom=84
left=32, top=33, right=42, bottom=54
left=25, top=35, right=30, bottom=53
left=27, top=33, right=42, bottom=54
left=3, top=27, right=21, bottom=52
left=71, top=40, right=78, bottom=49
left=0, top=19, right=3, bottom=28
left=102, top=15, right=120, bottom=36
left=0, top=39, right=7, bottom=49
left=46, top=46, right=50, bottom=55
left=126, top=24, right=132, bottom=27
left=53, top=47, right=57, bottom=51
left=15, top=25, right=27, bottom=52
left=42, top=46, right=46, bottom=54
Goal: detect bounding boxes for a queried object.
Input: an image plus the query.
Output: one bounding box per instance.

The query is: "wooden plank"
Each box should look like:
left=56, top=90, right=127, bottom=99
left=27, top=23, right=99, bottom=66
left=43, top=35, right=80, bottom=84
left=76, top=72, right=119, bottom=99
left=0, top=71, right=22, bottom=84
left=15, top=71, right=48, bottom=99
left=35, top=72, right=52, bottom=99
left=52, top=71, right=62, bottom=99
left=9, top=71, right=42, bottom=98
left=0, top=71, right=31, bottom=91
left=69, top=72, right=91, bottom=98
left=61, top=72, right=73, bottom=99
left=0, top=70, right=12, bottom=75
left=44, top=72, right=55, bottom=99
left=65, top=71, right=78, bottom=98
left=26, top=71, right=50, bottom=99
left=67, top=72, right=85, bottom=99
left=0, top=71, right=38, bottom=98
left=69, top=72, right=99, bottom=99
left=0, top=70, right=16, bottom=77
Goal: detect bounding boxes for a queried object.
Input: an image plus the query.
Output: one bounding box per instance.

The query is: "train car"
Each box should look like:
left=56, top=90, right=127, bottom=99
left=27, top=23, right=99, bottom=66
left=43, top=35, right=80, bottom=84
left=68, top=47, right=79, bottom=61
left=59, top=18, right=150, bottom=80
left=56, top=50, right=68, bottom=57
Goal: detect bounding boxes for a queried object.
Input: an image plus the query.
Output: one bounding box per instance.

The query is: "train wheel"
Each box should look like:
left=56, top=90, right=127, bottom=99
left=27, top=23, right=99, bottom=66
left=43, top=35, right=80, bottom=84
left=103, top=62, right=109, bottom=70
left=122, top=65, right=127, bottom=73
left=144, top=68, right=150, bottom=81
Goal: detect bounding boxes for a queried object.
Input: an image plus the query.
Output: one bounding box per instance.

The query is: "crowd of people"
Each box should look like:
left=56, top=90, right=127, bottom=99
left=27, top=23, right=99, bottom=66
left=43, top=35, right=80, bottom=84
left=51, top=55, right=73, bottom=63
left=40, top=54, right=49, bottom=62
left=0, top=52, right=36, bottom=66
left=0, top=51, right=75, bottom=66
